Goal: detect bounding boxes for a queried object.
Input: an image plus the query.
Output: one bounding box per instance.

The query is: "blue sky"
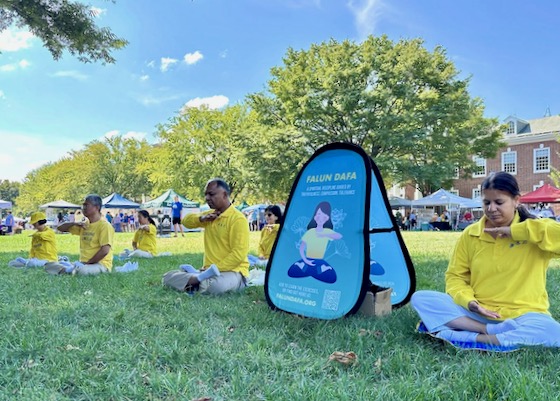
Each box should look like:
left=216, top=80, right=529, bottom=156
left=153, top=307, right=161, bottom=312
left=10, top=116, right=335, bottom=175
left=1, top=0, right=559, bottom=182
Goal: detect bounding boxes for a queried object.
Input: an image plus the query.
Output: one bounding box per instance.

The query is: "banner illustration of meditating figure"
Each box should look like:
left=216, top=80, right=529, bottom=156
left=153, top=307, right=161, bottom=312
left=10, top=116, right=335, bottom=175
left=265, top=142, right=415, bottom=320
left=287, top=201, right=343, bottom=284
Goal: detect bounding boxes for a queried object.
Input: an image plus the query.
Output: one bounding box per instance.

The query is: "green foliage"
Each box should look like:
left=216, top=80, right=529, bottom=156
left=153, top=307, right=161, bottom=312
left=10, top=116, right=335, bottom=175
left=155, top=104, right=278, bottom=203
left=248, top=35, right=505, bottom=195
left=0, top=0, right=127, bottom=63
left=0, top=179, right=20, bottom=203
left=16, top=136, right=152, bottom=214
left=0, top=231, right=559, bottom=400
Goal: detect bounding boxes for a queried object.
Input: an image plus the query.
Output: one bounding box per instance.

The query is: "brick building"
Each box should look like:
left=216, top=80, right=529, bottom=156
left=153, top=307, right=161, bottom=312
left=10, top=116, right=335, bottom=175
left=451, top=115, right=560, bottom=202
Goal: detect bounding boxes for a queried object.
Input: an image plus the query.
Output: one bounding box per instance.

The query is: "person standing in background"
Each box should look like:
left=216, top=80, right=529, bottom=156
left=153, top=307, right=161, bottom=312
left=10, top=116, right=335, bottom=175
left=171, top=195, right=184, bottom=237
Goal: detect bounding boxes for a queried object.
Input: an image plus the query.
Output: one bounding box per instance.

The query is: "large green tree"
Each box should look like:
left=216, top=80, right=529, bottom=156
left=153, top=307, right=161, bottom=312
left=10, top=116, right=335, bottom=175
left=16, top=136, right=153, bottom=214
left=0, top=179, right=20, bottom=203
left=150, top=105, right=256, bottom=203
left=248, top=35, right=505, bottom=195
left=0, top=0, right=127, bottom=63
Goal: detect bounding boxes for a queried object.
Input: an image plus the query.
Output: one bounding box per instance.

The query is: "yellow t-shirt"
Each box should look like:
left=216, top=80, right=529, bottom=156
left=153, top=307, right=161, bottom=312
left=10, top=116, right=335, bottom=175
left=69, top=220, right=114, bottom=270
left=29, top=227, right=58, bottom=262
left=446, top=214, right=560, bottom=319
left=301, top=228, right=335, bottom=259
left=183, top=205, right=249, bottom=277
left=133, top=224, right=157, bottom=255
left=258, top=224, right=280, bottom=258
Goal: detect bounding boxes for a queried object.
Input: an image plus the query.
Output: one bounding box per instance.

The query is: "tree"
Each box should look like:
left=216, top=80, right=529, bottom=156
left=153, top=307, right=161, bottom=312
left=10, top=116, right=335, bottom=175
left=248, top=35, right=505, bottom=195
left=0, top=0, right=127, bottom=63
left=16, top=136, right=153, bottom=214
left=155, top=105, right=262, bottom=203
left=0, top=179, right=20, bottom=203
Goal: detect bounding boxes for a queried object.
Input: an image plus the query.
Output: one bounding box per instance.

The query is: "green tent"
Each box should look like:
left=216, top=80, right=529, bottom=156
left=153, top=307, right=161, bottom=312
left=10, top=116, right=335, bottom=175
left=235, top=201, right=249, bottom=211
left=141, top=189, right=199, bottom=209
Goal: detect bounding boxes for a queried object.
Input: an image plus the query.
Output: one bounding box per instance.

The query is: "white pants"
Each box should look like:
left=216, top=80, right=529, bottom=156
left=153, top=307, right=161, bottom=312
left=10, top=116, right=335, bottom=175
left=411, top=290, right=560, bottom=347
left=8, top=257, right=47, bottom=268
left=75, top=263, right=108, bottom=276
left=247, top=254, right=268, bottom=267
left=128, top=249, right=153, bottom=258
left=162, top=270, right=246, bottom=295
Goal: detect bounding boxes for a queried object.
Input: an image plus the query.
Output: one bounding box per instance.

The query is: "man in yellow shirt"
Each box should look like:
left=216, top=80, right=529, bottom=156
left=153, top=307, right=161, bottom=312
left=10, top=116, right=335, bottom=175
left=56, top=194, right=114, bottom=275
left=163, top=178, right=249, bottom=294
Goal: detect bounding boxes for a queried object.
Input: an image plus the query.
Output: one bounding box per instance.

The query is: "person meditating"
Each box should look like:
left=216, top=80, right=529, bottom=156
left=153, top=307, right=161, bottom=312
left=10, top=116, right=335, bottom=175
left=411, top=171, right=560, bottom=349
left=54, top=194, right=114, bottom=275
left=162, top=178, right=249, bottom=294
left=247, top=205, right=282, bottom=268
left=119, top=210, right=157, bottom=258
left=8, top=211, right=63, bottom=269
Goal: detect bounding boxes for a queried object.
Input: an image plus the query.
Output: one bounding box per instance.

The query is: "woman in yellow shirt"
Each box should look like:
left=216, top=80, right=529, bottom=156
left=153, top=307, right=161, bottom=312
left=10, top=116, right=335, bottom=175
left=411, top=172, right=560, bottom=350
left=248, top=205, right=282, bottom=268
left=120, top=210, right=157, bottom=258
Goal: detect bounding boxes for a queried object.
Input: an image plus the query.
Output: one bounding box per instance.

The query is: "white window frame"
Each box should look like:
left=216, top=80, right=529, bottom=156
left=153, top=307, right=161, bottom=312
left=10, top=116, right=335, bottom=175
left=472, top=156, right=486, bottom=178
left=472, top=188, right=481, bottom=199
left=506, top=121, right=515, bottom=135
left=449, top=189, right=459, bottom=196
left=501, top=151, right=517, bottom=175
left=533, top=147, right=550, bottom=173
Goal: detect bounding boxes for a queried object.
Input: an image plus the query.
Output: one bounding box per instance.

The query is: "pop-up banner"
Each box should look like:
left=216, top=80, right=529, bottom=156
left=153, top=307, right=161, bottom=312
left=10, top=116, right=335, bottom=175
left=265, top=142, right=415, bottom=319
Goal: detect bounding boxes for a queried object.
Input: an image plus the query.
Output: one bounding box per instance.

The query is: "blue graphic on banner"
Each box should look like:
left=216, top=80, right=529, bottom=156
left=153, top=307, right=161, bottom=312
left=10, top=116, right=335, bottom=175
left=267, top=149, right=368, bottom=319
left=369, top=231, right=412, bottom=305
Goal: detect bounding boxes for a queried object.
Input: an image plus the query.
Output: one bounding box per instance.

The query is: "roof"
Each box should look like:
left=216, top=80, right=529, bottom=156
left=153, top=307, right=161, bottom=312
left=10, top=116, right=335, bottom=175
left=141, top=189, right=199, bottom=209
left=40, top=200, right=81, bottom=209
left=102, top=193, right=140, bottom=209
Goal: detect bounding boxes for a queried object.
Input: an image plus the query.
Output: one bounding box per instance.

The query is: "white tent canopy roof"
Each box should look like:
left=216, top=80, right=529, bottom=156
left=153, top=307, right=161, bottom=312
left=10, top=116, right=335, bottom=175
left=412, top=189, right=481, bottom=208
left=0, top=199, right=12, bottom=209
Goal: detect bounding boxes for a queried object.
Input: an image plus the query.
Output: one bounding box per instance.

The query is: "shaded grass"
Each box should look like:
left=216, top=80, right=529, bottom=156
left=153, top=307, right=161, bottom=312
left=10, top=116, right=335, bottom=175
left=0, top=231, right=559, bottom=400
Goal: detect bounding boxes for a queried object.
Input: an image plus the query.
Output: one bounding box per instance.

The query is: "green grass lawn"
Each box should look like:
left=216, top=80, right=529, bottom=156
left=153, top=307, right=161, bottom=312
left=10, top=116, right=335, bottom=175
left=1, top=231, right=559, bottom=401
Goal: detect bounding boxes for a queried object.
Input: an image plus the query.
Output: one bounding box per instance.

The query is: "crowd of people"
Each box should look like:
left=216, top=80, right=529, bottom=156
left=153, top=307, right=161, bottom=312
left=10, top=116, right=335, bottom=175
left=4, top=171, right=560, bottom=350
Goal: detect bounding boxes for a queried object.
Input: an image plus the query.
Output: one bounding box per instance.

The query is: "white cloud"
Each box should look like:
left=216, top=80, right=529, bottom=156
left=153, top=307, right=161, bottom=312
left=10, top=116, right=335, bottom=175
left=103, top=130, right=120, bottom=139
left=0, top=28, right=34, bottom=52
left=147, top=60, right=156, bottom=68
left=0, top=59, right=31, bottom=72
left=0, top=131, right=82, bottom=182
left=182, top=95, right=229, bottom=111
left=160, top=57, right=178, bottom=72
left=0, top=90, right=5, bottom=99
left=90, top=7, right=107, bottom=17
left=51, top=70, right=89, bottom=80
left=102, top=130, right=147, bottom=141
left=347, top=0, right=385, bottom=39
left=140, top=74, right=149, bottom=81
left=123, top=131, right=147, bottom=140
left=184, top=50, right=203, bottom=65
left=219, top=50, right=228, bottom=58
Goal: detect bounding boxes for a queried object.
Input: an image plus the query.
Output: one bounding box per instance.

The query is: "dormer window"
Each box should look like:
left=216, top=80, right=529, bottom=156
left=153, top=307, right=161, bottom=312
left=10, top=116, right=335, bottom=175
left=506, top=121, right=516, bottom=135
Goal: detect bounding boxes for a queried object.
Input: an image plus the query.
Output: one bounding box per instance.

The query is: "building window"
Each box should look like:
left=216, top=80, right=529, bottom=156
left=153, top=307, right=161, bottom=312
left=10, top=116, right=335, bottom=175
left=533, top=147, right=550, bottom=173
left=501, top=151, right=517, bottom=174
left=453, top=166, right=459, bottom=179
left=506, top=121, right=515, bottom=135
left=449, top=189, right=459, bottom=196
left=472, top=188, right=481, bottom=199
left=472, top=156, right=486, bottom=177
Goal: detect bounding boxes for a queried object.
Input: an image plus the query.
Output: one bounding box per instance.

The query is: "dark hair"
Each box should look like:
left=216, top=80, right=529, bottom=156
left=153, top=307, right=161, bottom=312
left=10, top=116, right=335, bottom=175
left=138, top=210, right=156, bottom=226
left=265, top=205, right=283, bottom=224
left=84, top=194, right=103, bottom=211
left=481, top=171, right=535, bottom=222
left=207, top=178, right=231, bottom=195
left=307, top=201, right=334, bottom=229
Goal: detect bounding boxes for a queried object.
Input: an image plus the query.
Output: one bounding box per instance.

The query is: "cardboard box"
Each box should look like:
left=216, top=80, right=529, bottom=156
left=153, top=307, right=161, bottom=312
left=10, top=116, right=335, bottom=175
left=358, top=287, right=392, bottom=317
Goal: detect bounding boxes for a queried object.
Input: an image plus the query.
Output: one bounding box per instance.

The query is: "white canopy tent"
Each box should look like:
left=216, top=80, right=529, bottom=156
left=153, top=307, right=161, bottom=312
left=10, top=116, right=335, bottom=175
left=0, top=199, right=12, bottom=209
